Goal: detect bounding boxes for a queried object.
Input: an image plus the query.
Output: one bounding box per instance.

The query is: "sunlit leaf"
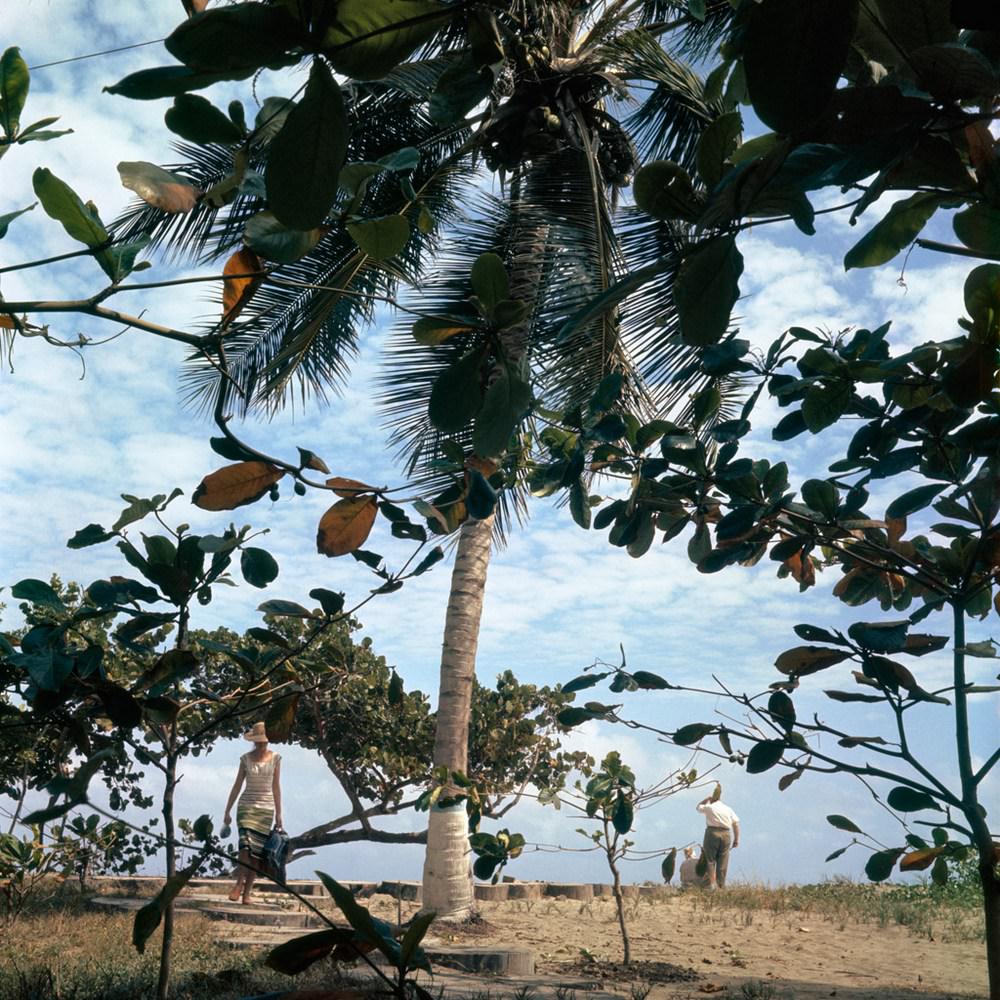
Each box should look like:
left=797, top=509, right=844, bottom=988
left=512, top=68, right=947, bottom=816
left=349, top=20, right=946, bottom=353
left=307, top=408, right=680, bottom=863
left=118, top=161, right=201, bottom=214
left=323, top=0, right=446, bottom=81
left=316, top=496, right=379, bottom=556
left=347, top=214, right=410, bottom=260
left=0, top=46, right=29, bottom=137
left=32, top=167, right=108, bottom=247
left=192, top=462, right=284, bottom=511
left=0, top=202, right=34, bottom=240
left=222, top=247, right=264, bottom=324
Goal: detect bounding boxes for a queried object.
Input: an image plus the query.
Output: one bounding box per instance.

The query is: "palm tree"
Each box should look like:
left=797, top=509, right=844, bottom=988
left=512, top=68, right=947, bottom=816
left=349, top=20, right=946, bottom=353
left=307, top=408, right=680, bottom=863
left=112, top=0, right=734, bottom=920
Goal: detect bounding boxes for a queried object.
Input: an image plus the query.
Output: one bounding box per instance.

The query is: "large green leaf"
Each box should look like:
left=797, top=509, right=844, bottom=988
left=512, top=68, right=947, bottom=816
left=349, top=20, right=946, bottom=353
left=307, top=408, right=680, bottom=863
left=661, top=847, right=677, bottom=883
left=886, top=483, right=945, bottom=519
left=266, top=60, right=348, bottom=231
left=886, top=786, right=941, bottom=812
left=0, top=46, right=29, bottom=137
left=0, top=202, right=34, bottom=240
left=165, top=94, right=243, bottom=144
left=774, top=645, right=850, bottom=675
left=244, top=211, right=324, bottom=263
left=955, top=204, right=1000, bottom=257
left=844, top=193, right=946, bottom=270
left=746, top=739, right=785, bottom=773
left=32, top=168, right=108, bottom=247
left=674, top=236, right=743, bottom=345
left=864, top=848, right=902, bottom=882
left=165, top=3, right=301, bottom=74
left=347, top=215, right=410, bottom=260
left=472, top=367, right=531, bottom=457
left=612, top=791, right=634, bottom=834
left=743, top=0, right=859, bottom=134
left=133, top=854, right=205, bottom=953
left=315, top=872, right=400, bottom=968
left=827, top=814, right=864, bottom=834
left=696, top=112, right=742, bottom=189
left=105, top=65, right=255, bottom=100
left=323, top=0, right=446, bottom=80
left=470, top=252, right=510, bottom=316
left=633, top=160, right=702, bottom=222
left=265, top=928, right=354, bottom=975
left=847, top=620, right=909, bottom=653
left=429, top=59, right=494, bottom=123
left=673, top=722, right=714, bottom=746
left=240, top=547, right=279, bottom=588
left=801, top=381, right=852, bottom=432
left=11, top=578, right=65, bottom=611
left=465, top=468, right=498, bottom=519
left=428, top=348, right=485, bottom=432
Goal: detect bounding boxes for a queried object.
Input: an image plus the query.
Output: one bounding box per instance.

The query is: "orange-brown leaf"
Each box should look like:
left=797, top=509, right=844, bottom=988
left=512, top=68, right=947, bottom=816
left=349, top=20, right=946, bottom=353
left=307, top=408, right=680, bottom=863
left=193, top=462, right=284, bottom=511
left=325, top=477, right=376, bottom=498
left=465, top=455, right=498, bottom=477
left=886, top=515, right=906, bottom=546
left=317, top=496, right=378, bottom=556
left=222, top=248, right=263, bottom=325
left=900, top=847, right=943, bottom=872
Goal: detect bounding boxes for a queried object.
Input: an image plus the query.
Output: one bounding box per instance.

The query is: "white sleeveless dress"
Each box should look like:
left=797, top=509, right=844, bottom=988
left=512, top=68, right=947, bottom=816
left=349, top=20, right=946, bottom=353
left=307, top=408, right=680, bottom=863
left=236, top=751, right=279, bottom=858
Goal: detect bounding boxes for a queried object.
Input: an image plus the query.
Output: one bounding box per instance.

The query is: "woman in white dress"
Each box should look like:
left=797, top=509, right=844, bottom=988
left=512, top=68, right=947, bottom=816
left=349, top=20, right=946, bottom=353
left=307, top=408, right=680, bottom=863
left=223, top=721, right=282, bottom=903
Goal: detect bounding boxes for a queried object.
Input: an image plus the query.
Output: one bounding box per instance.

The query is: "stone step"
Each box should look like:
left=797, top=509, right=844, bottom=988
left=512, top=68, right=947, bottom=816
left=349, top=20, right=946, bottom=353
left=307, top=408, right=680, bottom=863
left=218, top=928, right=535, bottom=975
left=543, top=883, right=594, bottom=902
left=89, top=895, right=324, bottom=928
left=372, top=880, right=421, bottom=902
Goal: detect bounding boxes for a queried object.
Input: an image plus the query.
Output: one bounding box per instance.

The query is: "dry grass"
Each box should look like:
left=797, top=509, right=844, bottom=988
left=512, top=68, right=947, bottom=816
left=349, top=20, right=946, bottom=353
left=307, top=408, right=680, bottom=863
left=683, top=878, right=985, bottom=944
left=0, top=876, right=987, bottom=999
left=0, top=884, right=355, bottom=1000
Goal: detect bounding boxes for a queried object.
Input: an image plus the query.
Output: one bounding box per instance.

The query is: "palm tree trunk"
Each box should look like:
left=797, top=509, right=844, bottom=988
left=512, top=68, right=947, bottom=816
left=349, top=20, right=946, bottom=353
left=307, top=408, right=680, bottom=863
left=421, top=513, right=494, bottom=919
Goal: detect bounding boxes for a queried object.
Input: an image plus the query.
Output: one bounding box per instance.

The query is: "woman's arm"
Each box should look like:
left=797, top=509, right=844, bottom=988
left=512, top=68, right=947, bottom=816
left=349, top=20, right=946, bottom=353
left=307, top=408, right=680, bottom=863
left=224, top=759, right=245, bottom=824
left=272, top=757, right=282, bottom=830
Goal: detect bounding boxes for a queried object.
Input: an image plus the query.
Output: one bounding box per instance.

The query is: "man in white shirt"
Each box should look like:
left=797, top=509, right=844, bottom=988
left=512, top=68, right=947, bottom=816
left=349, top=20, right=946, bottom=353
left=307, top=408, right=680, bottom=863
left=696, top=795, right=740, bottom=889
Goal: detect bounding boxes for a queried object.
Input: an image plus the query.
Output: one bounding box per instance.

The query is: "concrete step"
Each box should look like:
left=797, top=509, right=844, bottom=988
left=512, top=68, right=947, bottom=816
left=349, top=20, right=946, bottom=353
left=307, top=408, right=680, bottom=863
left=89, top=895, right=325, bottom=928
left=218, top=927, right=535, bottom=975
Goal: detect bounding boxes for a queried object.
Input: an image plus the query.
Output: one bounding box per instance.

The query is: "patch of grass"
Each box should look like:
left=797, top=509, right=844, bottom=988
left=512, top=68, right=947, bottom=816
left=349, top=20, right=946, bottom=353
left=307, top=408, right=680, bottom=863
left=692, top=867, right=984, bottom=944
left=0, top=893, right=362, bottom=1000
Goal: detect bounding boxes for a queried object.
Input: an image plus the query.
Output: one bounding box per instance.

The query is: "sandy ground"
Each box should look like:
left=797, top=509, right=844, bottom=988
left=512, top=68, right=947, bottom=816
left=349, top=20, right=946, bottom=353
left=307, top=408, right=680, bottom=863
left=362, top=889, right=989, bottom=1000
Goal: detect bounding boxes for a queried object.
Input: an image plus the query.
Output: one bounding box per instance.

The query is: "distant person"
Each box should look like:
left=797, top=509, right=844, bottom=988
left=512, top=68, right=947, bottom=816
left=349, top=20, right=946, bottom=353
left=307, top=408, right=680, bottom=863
left=696, top=790, right=739, bottom=889
left=679, top=845, right=709, bottom=889
left=223, top=721, right=283, bottom=904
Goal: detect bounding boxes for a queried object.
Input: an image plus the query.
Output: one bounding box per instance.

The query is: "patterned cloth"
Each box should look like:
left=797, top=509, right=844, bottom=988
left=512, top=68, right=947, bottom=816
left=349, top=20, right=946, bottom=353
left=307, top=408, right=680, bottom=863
left=236, top=751, right=280, bottom=859
left=238, top=825, right=270, bottom=860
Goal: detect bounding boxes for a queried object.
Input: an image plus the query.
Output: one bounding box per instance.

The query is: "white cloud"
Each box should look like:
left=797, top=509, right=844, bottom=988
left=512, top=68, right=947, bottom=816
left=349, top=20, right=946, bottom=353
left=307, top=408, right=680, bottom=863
left=1, top=2, right=994, bottom=889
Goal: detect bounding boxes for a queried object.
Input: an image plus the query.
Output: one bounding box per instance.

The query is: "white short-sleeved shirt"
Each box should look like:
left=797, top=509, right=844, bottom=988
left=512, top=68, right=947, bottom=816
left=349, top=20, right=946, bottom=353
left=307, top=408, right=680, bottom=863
left=697, top=801, right=739, bottom=829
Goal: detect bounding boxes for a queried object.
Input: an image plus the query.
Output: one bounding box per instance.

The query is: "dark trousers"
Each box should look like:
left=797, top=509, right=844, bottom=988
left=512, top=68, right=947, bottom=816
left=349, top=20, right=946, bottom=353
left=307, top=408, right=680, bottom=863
left=702, top=827, right=732, bottom=886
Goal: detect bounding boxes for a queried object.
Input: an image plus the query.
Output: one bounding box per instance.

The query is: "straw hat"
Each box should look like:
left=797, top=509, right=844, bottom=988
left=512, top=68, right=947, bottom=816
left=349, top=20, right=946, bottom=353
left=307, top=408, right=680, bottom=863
left=243, top=721, right=269, bottom=743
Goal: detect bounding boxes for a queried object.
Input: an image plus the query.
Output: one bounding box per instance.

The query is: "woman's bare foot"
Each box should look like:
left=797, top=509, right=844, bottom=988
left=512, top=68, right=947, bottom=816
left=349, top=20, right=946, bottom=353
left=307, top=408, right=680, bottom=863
left=241, top=889, right=253, bottom=905
left=228, top=883, right=242, bottom=902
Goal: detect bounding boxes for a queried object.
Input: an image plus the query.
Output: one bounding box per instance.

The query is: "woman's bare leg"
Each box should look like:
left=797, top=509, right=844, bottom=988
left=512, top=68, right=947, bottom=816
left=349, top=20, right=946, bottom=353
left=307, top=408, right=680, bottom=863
left=242, top=855, right=260, bottom=903
left=229, top=848, right=251, bottom=900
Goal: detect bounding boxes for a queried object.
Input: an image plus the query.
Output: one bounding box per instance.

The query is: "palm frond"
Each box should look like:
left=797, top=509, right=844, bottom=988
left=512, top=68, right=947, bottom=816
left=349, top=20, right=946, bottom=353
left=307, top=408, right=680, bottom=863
left=376, top=189, right=530, bottom=538
left=603, top=29, right=717, bottom=173
left=178, top=93, right=475, bottom=414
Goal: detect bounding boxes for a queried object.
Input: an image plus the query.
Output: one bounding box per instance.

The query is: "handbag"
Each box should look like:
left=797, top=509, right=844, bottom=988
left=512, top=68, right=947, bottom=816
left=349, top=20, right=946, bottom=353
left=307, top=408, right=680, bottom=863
left=262, top=827, right=289, bottom=885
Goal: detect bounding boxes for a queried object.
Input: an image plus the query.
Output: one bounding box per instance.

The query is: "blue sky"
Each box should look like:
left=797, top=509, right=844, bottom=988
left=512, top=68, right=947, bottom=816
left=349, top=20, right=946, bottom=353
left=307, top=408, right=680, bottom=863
left=2, top=2, right=997, bottom=887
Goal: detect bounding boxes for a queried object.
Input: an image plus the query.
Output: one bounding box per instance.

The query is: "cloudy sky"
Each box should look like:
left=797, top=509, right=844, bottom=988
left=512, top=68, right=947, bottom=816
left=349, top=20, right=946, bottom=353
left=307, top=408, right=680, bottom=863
left=2, top=2, right=997, bottom=888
